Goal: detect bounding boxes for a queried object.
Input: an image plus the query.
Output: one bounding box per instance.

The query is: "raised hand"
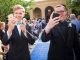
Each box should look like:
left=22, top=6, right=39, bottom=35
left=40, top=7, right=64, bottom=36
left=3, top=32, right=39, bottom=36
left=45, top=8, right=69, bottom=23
left=8, top=14, right=14, bottom=21
left=7, top=18, right=16, bottom=33
left=22, top=18, right=26, bottom=25
left=44, top=12, right=60, bottom=34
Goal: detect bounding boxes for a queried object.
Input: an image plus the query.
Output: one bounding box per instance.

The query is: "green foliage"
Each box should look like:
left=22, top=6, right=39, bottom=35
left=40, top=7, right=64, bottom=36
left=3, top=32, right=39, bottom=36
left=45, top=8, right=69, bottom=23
left=0, top=0, right=35, bottom=22
left=70, top=1, right=80, bottom=11
left=66, top=0, right=80, bottom=15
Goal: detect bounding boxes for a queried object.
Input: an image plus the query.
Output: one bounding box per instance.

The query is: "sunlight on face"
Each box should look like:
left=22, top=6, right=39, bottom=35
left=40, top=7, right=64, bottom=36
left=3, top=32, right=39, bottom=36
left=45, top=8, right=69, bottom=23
left=54, top=5, right=67, bottom=21
left=13, top=9, right=25, bottom=20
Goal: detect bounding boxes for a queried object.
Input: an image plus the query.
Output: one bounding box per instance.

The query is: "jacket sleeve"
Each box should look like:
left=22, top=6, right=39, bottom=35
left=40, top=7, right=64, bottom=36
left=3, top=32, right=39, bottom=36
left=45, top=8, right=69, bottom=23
left=0, top=30, right=5, bottom=40
left=73, top=25, right=80, bottom=60
left=2, top=32, right=11, bottom=45
left=41, top=29, right=53, bottom=42
left=27, top=32, right=35, bottom=45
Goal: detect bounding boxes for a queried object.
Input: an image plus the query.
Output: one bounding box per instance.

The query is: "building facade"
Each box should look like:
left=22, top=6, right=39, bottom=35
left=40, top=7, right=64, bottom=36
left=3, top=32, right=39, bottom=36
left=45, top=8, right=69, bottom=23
left=29, top=0, right=66, bottom=22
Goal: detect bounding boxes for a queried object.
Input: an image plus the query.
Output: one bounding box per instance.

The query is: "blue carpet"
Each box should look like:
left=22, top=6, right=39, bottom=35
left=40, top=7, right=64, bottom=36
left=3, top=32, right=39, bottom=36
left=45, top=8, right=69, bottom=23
left=31, top=42, right=50, bottom=60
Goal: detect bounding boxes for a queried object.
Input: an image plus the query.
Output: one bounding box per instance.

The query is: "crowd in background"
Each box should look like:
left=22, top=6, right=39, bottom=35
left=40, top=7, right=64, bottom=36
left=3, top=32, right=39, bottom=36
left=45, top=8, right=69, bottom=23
left=0, top=4, right=80, bottom=60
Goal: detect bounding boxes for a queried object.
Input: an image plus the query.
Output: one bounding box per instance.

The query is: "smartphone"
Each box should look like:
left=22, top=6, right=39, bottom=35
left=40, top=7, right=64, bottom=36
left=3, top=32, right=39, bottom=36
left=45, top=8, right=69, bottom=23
left=52, top=12, right=60, bottom=18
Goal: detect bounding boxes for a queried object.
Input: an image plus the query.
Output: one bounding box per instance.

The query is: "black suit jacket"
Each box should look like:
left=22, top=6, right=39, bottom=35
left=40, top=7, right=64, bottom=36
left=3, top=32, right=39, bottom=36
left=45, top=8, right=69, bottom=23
left=41, top=21, right=80, bottom=60
left=0, top=29, right=5, bottom=40
left=2, top=26, right=35, bottom=60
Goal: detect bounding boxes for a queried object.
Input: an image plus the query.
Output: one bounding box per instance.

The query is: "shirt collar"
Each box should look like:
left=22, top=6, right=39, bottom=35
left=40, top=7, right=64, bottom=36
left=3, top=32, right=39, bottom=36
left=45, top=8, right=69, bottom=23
left=16, top=20, right=23, bottom=25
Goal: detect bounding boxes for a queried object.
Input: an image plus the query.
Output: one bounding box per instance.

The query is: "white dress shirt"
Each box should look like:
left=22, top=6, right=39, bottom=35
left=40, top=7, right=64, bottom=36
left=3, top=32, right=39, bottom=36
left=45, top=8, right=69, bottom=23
left=7, top=20, right=27, bottom=39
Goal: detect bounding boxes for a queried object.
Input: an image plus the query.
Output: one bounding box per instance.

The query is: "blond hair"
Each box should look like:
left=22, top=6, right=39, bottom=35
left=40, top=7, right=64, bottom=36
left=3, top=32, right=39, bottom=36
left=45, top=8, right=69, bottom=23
left=55, top=4, right=68, bottom=11
left=13, top=4, right=25, bottom=12
left=0, top=22, right=5, bottom=29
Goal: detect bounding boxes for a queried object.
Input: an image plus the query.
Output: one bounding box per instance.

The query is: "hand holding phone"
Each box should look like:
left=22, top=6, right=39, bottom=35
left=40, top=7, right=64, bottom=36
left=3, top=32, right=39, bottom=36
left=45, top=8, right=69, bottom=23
left=52, top=12, right=60, bottom=18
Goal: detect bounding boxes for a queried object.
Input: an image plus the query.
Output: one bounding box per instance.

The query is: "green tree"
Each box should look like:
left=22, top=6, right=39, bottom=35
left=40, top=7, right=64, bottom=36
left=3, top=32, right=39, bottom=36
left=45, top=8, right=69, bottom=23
left=66, top=0, right=80, bottom=15
left=0, top=0, right=35, bottom=22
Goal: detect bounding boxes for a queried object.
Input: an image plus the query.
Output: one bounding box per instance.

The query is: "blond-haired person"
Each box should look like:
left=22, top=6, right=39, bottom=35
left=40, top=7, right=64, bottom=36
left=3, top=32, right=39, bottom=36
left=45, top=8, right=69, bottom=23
left=2, top=5, right=35, bottom=60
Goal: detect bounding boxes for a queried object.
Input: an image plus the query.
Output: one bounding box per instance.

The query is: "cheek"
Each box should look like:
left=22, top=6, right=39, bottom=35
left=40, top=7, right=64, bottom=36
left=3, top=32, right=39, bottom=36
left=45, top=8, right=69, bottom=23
left=59, top=15, right=65, bottom=20
left=22, top=13, right=25, bottom=17
left=60, top=13, right=66, bottom=17
left=21, top=15, right=24, bottom=18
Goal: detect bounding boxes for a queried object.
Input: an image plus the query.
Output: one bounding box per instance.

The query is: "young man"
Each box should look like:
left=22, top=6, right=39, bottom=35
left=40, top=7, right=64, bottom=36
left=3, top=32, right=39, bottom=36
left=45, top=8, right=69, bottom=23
left=41, top=4, right=80, bottom=60
left=2, top=5, right=35, bottom=60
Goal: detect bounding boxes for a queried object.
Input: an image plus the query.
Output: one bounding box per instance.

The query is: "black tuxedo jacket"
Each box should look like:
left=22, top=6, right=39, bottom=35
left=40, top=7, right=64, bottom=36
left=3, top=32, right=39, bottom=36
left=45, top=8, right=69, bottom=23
left=0, top=29, right=5, bottom=40
left=2, top=26, right=35, bottom=60
left=41, top=21, right=80, bottom=60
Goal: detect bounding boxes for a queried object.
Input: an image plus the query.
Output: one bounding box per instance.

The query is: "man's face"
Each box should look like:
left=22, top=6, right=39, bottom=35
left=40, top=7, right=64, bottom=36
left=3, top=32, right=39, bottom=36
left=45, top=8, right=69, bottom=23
left=54, top=5, right=67, bottom=21
left=13, top=9, right=25, bottom=20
